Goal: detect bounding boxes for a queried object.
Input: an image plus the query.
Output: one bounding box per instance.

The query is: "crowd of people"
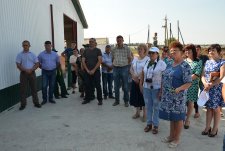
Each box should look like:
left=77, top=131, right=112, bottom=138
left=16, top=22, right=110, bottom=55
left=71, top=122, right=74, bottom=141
left=16, top=36, right=225, bottom=149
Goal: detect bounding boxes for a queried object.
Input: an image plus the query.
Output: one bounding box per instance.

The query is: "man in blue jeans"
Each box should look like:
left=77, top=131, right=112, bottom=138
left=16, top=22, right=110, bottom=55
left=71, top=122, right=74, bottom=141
left=38, top=41, right=60, bottom=105
left=111, top=35, right=132, bottom=107
left=102, top=45, right=114, bottom=100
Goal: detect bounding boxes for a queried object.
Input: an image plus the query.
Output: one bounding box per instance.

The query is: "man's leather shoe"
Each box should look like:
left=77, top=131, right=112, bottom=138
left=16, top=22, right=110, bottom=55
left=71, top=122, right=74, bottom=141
left=109, top=96, right=115, bottom=99
left=82, top=100, right=90, bottom=104
left=113, top=101, right=119, bottom=106
left=49, top=100, right=56, bottom=104
left=84, top=97, right=95, bottom=101
left=41, top=101, right=47, bottom=105
left=19, top=106, right=26, bottom=110
left=80, top=93, right=84, bottom=98
left=61, top=95, right=68, bottom=98
left=124, top=102, right=129, bottom=107
left=34, top=104, right=41, bottom=108
left=98, top=100, right=103, bottom=105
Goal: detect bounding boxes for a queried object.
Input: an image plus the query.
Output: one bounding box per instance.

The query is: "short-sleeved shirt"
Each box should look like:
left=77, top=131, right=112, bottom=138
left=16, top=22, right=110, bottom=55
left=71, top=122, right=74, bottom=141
left=83, top=48, right=102, bottom=70
left=111, top=45, right=131, bottom=67
left=185, top=59, right=203, bottom=102
left=63, top=48, right=74, bottom=61
left=38, top=50, right=60, bottom=70
left=69, top=55, right=80, bottom=71
left=143, top=59, right=167, bottom=89
left=102, top=52, right=113, bottom=73
left=131, top=56, right=149, bottom=78
left=16, top=51, right=38, bottom=70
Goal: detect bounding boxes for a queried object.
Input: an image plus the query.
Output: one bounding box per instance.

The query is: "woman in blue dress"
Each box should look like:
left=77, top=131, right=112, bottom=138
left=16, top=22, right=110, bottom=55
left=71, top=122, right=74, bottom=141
left=159, top=41, right=192, bottom=148
left=201, top=44, right=225, bottom=137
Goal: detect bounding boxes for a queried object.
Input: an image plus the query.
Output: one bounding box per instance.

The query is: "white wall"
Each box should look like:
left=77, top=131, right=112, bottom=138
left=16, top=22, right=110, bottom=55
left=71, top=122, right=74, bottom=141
left=0, top=0, right=85, bottom=89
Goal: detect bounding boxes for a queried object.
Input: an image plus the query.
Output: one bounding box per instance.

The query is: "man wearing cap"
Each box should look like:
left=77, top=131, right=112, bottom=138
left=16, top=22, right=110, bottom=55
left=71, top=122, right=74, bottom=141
left=102, top=45, right=114, bottom=100
left=16, top=40, right=41, bottom=110
left=111, top=35, right=132, bottom=107
left=82, top=38, right=103, bottom=105
left=38, top=41, right=60, bottom=105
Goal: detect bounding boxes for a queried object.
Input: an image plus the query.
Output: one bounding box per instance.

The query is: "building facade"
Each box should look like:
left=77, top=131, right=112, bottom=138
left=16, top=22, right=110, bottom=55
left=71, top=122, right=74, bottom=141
left=0, top=0, right=88, bottom=112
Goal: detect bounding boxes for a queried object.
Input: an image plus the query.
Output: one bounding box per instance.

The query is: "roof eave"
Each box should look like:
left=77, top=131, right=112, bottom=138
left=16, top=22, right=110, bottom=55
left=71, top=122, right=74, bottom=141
left=71, top=0, right=88, bottom=29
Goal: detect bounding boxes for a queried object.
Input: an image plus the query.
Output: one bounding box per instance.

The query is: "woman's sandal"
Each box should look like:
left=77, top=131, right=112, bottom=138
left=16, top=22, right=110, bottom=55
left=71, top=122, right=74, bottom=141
left=168, top=142, right=179, bottom=148
left=161, top=137, right=172, bottom=143
left=194, top=113, right=200, bottom=118
left=184, top=120, right=190, bottom=129
left=132, top=114, right=140, bottom=119
left=201, top=127, right=211, bottom=135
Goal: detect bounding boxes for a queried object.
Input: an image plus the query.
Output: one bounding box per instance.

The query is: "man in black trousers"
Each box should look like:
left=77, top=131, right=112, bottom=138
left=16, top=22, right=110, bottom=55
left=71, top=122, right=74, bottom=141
left=82, top=38, right=103, bottom=105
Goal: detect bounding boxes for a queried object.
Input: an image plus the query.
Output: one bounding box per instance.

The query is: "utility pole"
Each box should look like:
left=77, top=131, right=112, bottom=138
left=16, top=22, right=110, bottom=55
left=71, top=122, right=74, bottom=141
left=147, top=24, right=150, bottom=43
left=162, top=15, right=168, bottom=46
left=129, top=35, right=130, bottom=45
left=177, top=20, right=185, bottom=45
left=177, top=20, right=179, bottom=42
left=169, top=23, right=172, bottom=44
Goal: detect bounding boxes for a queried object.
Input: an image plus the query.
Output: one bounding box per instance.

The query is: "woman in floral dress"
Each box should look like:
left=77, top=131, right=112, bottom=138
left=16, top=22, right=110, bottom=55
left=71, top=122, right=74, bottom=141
left=183, top=44, right=202, bottom=129
left=159, top=41, right=192, bottom=148
left=201, top=44, right=225, bottom=137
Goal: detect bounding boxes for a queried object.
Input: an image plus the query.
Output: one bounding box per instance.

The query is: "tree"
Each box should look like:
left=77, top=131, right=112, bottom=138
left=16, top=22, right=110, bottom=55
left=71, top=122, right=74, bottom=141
left=165, top=37, right=177, bottom=46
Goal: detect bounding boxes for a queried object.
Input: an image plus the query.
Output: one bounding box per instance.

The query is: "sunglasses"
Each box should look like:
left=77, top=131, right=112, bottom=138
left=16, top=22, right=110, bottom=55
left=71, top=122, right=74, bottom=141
left=148, top=52, right=156, bottom=55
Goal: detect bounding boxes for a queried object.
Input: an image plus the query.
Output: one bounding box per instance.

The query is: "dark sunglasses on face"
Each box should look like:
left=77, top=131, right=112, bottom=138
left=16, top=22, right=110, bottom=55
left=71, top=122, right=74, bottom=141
left=148, top=51, right=156, bottom=55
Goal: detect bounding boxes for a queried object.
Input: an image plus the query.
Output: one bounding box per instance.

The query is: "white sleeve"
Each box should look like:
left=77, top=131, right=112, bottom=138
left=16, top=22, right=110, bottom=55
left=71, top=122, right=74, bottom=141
left=221, top=77, right=225, bottom=84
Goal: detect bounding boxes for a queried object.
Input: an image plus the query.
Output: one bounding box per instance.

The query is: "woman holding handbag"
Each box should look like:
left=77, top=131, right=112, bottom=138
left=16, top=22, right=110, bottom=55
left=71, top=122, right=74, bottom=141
left=201, top=44, right=225, bottom=137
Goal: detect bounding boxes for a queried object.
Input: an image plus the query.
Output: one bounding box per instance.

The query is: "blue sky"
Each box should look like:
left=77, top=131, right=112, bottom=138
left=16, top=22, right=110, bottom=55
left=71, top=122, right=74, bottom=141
left=80, top=0, right=225, bottom=45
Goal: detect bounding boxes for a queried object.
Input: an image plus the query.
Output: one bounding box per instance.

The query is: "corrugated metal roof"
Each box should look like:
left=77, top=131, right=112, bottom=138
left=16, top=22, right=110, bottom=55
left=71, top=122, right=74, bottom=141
left=71, top=0, right=88, bottom=28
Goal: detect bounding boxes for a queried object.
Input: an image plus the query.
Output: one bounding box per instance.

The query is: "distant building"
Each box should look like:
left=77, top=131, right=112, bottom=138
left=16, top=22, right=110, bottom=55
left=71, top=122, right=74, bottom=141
left=0, top=0, right=88, bottom=112
left=84, top=38, right=109, bottom=52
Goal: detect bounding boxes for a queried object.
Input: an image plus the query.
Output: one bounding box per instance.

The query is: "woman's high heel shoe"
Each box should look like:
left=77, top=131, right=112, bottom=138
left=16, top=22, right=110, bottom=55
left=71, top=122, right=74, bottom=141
left=201, top=127, right=211, bottom=135
left=208, top=129, right=218, bottom=137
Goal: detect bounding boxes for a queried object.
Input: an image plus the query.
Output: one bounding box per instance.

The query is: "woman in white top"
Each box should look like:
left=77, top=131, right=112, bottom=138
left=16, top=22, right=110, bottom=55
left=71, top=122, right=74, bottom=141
left=140, top=47, right=167, bottom=134
left=129, top=44, right=149, bottom=121
left=69, top=49, right=80, bottom=93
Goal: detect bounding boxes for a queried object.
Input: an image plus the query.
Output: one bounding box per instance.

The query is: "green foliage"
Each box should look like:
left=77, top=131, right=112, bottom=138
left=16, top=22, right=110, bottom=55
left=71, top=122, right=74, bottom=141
left=166, top=37, right=177, bottom=45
